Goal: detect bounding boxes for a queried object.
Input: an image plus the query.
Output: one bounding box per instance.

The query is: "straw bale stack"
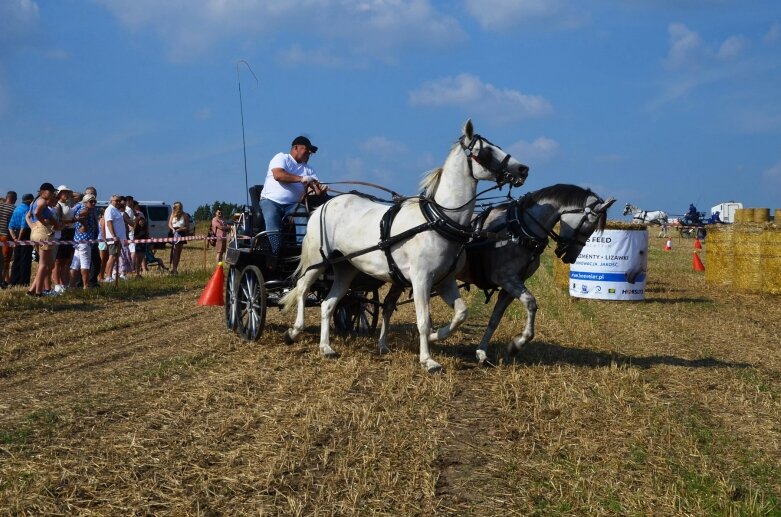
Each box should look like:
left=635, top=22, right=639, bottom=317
left=761, top=225, right=781, bottom=294
left=734, top=208, right=754, bottom=223
left=774, top=209, right=781, bottom=224
left=732, top=224, right=764, bottom=292
left=704, top=224, right=734, bottom=287
left=753, top=208, right=770, bottom=223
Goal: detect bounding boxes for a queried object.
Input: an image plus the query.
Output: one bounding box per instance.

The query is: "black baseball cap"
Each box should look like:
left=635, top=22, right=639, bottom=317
left=291, top=136, right=318, bottom=153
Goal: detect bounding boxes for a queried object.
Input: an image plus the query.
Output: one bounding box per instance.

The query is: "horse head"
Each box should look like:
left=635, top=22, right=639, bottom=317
left=556, top=195, right=616, bottom=264
left=622, top=203, right=633, bottom=216
left=459, top=119, right=529, bottom=187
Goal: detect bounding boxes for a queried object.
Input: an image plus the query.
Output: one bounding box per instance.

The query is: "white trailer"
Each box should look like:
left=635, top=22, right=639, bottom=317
left=711, top=202, right=743, bottom=223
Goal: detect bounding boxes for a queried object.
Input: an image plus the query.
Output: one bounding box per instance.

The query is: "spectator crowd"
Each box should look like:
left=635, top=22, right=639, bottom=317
left=0, top=183, right=202, bottom=296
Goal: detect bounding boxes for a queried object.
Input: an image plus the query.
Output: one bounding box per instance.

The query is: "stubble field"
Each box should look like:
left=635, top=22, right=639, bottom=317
left=1, top=233, right=779, bottom=515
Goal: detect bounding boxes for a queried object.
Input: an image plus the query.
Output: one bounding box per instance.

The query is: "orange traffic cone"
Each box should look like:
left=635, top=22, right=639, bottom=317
left=694, top=238, right=702, bottom=250
left=664, top=238, right=672, bottom=251
left=198, top=262, right=225, bottom=306
left=693, top=251, right=705, bottom=272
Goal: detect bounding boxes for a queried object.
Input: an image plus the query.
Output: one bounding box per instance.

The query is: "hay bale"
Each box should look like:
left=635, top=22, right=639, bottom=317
left=732, top=224, right=764, bottom=292
left=735, top=208, right=754, bottom=223
left=605, top=221, right=648, bottom=231
left=774, top=209, right=781, bottom=224
left=704, top=224, right=734, bottom=287
left=761, top=225, right=781, bottom=295
left=552, top=254, right=570, bottom=290
left=753, top=208, right=771, bottom=223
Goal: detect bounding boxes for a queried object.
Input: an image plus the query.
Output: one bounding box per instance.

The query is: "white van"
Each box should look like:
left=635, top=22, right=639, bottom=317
left=96, top=200, right=173, bottom=247
left=710, top=201, right=743, bottom=223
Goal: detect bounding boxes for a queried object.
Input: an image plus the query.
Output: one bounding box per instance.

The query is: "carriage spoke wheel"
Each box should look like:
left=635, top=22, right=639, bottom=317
left=333, top=290, right=380, bottom=337
left=224, top=265, right=239, bottom=332
left=237, top=265, right=267, bottom=341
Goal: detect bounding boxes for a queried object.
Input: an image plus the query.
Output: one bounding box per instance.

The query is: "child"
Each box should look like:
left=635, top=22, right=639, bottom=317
left=144, top=246, right=168, bottom=271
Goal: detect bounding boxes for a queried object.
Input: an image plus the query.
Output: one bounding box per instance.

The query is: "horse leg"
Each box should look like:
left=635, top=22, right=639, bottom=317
left=318, top=263, right=358, bottom=358
left=475, top=289, right=514, bottom=365
left=411, top=277, right=440, bottom=373
left=428, top=278, right=468, bottom=343
left=284, top=268, right=324, bottom=344
left=504, top=283, right=537, bottom=361
left=378, top=284, right=403, bottom=355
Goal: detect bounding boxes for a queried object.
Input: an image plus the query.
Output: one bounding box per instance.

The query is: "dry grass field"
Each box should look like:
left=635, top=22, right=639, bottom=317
left=1, top=233, right=780, bottom=515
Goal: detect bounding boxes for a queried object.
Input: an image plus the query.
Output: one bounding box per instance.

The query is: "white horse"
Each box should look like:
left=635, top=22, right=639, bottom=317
left=281, top=120, right=529, bottom=373
left=380, top=184, right=614, bottom=365
left=623, top=203, right=668, bottom=225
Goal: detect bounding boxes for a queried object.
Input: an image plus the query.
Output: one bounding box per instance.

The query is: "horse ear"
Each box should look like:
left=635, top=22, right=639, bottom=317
left=597, top=197, right=616, bottom=213
left=463, top=119, right=474, bottom=140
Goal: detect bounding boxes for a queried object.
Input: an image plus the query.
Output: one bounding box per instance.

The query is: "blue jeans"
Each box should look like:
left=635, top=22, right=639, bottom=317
left=260, top=198, right=302, bottom=254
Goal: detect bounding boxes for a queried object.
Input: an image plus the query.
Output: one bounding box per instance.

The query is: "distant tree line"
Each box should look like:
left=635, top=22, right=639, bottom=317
left=193, top=201, right=242, bottom=221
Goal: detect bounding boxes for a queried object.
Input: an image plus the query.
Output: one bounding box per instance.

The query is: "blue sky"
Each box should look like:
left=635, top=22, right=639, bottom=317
left=1, top=0, right=779, bottom=218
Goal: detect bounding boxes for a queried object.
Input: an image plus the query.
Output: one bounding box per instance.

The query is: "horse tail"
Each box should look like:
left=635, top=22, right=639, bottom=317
left=280, top=285, right=298, bottom=313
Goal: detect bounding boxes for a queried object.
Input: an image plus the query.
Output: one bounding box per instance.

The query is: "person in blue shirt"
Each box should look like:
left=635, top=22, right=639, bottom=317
left=710, top=211, right=722, bottom=224
left=8, top=193, right=34, bottom=286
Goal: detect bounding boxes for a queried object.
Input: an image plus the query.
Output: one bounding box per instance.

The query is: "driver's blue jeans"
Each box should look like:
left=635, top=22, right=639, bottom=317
left=260, top=198, right=301, bottom=255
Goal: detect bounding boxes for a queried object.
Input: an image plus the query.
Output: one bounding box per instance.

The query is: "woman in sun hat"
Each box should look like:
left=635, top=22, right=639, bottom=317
left=52, top=185, right=75, bottom=293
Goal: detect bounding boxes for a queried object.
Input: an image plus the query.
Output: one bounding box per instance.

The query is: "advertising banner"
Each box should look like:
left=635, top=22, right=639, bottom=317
left=569, top=229, right=648, bottom=301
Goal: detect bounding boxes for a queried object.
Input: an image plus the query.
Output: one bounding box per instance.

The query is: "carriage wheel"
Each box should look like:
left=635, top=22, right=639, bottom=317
left=333, top=290, right=380, bottom=337
left=237, top=265, right=267, bottom=341
left=224, top=265, right=239, bottom=332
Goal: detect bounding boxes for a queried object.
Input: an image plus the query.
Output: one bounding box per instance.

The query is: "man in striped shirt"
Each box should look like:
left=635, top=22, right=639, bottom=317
left=0, top=191, right=17, bottom=287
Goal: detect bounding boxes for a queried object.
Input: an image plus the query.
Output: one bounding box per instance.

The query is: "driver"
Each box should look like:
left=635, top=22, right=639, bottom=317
left=260, top=135, right=328, bottom=254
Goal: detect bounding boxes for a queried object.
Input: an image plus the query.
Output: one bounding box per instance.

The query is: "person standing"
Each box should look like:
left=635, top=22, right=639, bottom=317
left=167, top=201, right=190, bottom=275
left=210, top=208, right=232, bottom=264
left=103, top=195, right=128, bottom=282
left=69, top=193, right=98, bottom=289
left=0, top=191, right=16, bottom=287
left=123, top=195, right=138, bottom=275
left=26, top=183, right=58, bottom=296
left=52, top=185, right=75, bottom=293
left=9, top=193, right=34, bottom=286
left=260, top=135, right=327, bottom=256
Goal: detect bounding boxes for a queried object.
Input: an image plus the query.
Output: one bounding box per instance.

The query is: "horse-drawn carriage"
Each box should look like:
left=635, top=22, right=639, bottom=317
left=223, top=184, right=383, bottom=341
left=223, top=120, right=614, bottom=371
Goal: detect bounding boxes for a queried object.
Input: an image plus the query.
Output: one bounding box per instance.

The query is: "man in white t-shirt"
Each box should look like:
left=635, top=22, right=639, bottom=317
left=103, top=195, right=128, bottom=281
left=260, top=135, right=327, bottom=254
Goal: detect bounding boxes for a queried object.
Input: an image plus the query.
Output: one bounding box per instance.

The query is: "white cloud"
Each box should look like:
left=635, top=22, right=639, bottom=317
left=763, top=160, right=781, bottom=183
left=408, top=73, right=552, bottom=123
left=276, top=45, right=347, bottom=69
left=93, top=0, right=464, bottom=62
left=764, top=21, right=780, bottom=44
left=463, top=0, right=585, bottom=31
left=717, top=35, right=749, bottom=60
left=508, top=136, right=559, bottom=163
left=664, top=23, right=708, bottom=70
left=359, top=136, right=407, bottom=156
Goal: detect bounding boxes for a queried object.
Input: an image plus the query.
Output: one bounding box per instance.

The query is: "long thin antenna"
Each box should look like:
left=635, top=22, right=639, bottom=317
left=236, top=60, right=258, bottom=207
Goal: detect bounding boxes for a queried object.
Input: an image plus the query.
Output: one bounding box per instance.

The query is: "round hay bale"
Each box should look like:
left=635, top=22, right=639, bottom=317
left=735, top=208, right=754, bottom=223
left=704, top=224, right=734, bottom=287
left=774, top=209, right=781, bottom=224
left=753, top=208, right=771, bottom=223
left=552, top=253, right=570, bottom=290
left=732, top=224, right=764, bottom=292
left=761, top=225, right=781, bottom=295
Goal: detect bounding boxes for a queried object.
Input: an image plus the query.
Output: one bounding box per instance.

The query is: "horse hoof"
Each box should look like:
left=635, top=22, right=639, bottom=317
left=378, top=345, right=390, bottom=355
left=476, top=349, right=488, bottom=365
left=283, top=329, right=295, bottom=345
left=423, top=360, right=443, bottom=374
left=320, top=345, right=338, bottom=358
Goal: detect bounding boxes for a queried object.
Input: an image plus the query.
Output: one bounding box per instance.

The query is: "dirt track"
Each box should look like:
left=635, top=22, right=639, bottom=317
left=2, top=241, right=780, bottom=515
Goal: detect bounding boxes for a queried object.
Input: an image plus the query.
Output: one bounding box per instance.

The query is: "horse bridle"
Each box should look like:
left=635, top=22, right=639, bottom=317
left=460, top=134, right=523, bottom=187
left=515, top=194, right=606, bottom=259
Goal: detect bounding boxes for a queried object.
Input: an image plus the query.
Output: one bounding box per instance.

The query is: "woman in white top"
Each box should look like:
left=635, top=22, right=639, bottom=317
left=53, top=186, right=75, bottom=292
left=168, top=201, right=190, bottom=275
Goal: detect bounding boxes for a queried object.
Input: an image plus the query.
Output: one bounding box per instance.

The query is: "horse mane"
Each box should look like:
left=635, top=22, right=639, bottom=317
left=530, top=183, right=608, bottom=231
left=419, top=167, right=443, bottom=199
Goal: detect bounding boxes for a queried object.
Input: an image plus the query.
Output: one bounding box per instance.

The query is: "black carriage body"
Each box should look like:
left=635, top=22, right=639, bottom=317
left=224, top=185, right=381, bottom=341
